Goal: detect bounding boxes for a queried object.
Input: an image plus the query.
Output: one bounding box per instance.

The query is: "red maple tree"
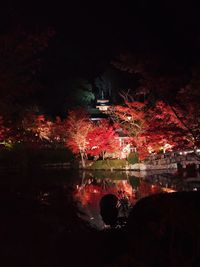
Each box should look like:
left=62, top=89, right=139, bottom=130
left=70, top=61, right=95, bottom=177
left=65, top=109, right=92, bottom=168
left=146, top=100, right=200, bottom=153
left=109, top=100, right=148, bottom=160
left=109, top=101, right=146, bottom=137
left=22, top=113, right=53, bottom=143
left=87, top=121, right=120, bottom=160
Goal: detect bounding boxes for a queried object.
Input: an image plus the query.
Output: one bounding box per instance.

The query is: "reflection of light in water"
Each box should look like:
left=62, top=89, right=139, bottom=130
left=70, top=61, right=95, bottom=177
left=73, top=176, right=164, bottom=229
left=74, top=183, right=105, bottom=229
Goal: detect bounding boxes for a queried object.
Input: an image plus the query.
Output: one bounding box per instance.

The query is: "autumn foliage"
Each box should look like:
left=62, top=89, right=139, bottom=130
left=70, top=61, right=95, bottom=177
left=65, top=109, right=92, bottom=167
left=87, top=121, right=120, bottom=160
left=65, top=110, right=120, bottom=166
left=0, top=87, right=199, bottom=165
left=0, top=116, right=9, bottom=145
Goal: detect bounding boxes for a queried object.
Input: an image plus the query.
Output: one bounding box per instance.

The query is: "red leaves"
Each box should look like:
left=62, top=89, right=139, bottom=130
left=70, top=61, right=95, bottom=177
left=87, top=121, right=119, bottom=158
left=65, top=109, right=92, bottom=155
left=0, top=116, right=9, bottom=143
left=148, top=100, right=200, bottom=150
left=65, top=111, right=120, bottom=160
left=22, top=113, right=52, bottom=141
left=109, top=101, right=146, bottom=138
left=109, top=99, right=199, bottom=160
left=109, top=101, right=148, bottom=159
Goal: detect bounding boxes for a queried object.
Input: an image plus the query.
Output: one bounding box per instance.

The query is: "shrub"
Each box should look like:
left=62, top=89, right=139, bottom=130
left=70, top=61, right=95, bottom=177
left=91, top=170, right=128, bottom=180
left=0, top=145, right=74, bottom=169
left=127, top=152, right=139, bottom=164
left=90, top=159, right=127, bottom=169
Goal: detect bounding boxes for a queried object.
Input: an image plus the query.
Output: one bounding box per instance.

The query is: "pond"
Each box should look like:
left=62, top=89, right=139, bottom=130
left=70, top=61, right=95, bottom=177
left=1, top=168, right=199, bottom=230
left=1, top=168, right=200, bottom=266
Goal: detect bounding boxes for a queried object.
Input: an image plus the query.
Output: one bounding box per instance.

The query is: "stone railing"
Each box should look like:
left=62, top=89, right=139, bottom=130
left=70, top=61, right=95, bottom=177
left=130, top=151, right=200, bottom=171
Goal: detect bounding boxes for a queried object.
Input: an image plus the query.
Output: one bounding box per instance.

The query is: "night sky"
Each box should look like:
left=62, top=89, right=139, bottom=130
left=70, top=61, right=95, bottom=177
left=1, top=0, right=200, bottom=115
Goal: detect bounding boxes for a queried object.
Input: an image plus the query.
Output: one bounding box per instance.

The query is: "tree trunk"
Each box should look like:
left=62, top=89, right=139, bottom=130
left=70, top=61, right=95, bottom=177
left=80, top=152, right=85, bottom=168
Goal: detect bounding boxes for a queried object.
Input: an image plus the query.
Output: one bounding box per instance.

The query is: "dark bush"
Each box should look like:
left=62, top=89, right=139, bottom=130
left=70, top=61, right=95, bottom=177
left=90, top=159, right=127, bottom=169
left=127, top=152, right=139, bottom=164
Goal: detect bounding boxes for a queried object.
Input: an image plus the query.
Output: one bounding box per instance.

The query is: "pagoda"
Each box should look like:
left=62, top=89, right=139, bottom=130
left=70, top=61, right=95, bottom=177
left=95, top=90, right=111, bottom=113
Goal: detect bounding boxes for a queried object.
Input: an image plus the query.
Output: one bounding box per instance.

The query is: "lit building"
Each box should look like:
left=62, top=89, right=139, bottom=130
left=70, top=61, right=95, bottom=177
left=96, top=99, right=111, bottom=112
left=115, top=128, right=136, bottom=158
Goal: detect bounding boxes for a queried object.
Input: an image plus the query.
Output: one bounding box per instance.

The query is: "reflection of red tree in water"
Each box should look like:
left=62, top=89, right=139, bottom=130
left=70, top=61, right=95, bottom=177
left=74, top=179, right=134, bottom=209
left=74, top=178, right=162, bottom=208
left=74, top=177, right=163, bottom=228
left=139, top=181, right=162, bottom=198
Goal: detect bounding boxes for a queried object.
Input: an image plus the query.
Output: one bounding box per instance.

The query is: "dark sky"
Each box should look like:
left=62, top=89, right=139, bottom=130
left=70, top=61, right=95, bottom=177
left=1, top=0, right=200, bottom=114
left=2, top=0, right=200, bottom=61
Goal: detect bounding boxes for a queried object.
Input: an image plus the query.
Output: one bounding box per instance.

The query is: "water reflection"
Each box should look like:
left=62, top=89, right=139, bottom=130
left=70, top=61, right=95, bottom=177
left=1, top=169, right=199, bottom=231
left=74, top=169, right=200, bottom=228
left=100, top=194, right=119, bottom=227
left=74, top=171, right=163, bottom=229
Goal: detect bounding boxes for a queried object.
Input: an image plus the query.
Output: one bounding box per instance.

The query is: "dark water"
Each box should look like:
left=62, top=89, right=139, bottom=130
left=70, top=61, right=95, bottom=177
left=74, top=169, right=200, bottom=228
left=1, top=168, right=199, bottom=229
left=0, top=169, right=200, bottom=266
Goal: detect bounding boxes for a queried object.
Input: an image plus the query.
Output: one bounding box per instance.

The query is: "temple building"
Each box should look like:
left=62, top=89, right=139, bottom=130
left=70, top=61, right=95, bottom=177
left=95, top=90, right=111, bottom=113
left=88, top=90, right=110, bottom=121
left=88, top=90, right=135, bottom=159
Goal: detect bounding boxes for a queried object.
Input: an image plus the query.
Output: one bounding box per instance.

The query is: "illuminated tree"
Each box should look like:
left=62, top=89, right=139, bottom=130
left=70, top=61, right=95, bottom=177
left=21, top=112, right=54, bottom=145
left=109, top=97, right=148, bottom=160
left=109, top=98, right=146, bottom=137
left=146, top=101, right=185, bottom=151
left=87, top=121, right=120, bottom=160
left=32, top=115, right=53, bottom=141
left=50, top=116, right=67, bottom=145
left=108, top=99, right=186, bottom=160
left=65, top=109, right=92, bottom=168
left=0, top=116, right=10, bottom=147
left=110, top=53, right=200, bottom=157
left=143, top=97, right=200, bottom=155
left=165, top=101, right=198, bottom=148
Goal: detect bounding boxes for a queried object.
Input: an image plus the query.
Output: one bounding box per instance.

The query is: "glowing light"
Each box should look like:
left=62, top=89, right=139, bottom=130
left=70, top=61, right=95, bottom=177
left=91, top=146, right=98, bottom=150
left=162, top=143, right=173, bottom=153
left=162, top=188, right=176, bottom=193
left=93, top=189, right=98, bottom=193
left=147, top=146, right=153, bottom=153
